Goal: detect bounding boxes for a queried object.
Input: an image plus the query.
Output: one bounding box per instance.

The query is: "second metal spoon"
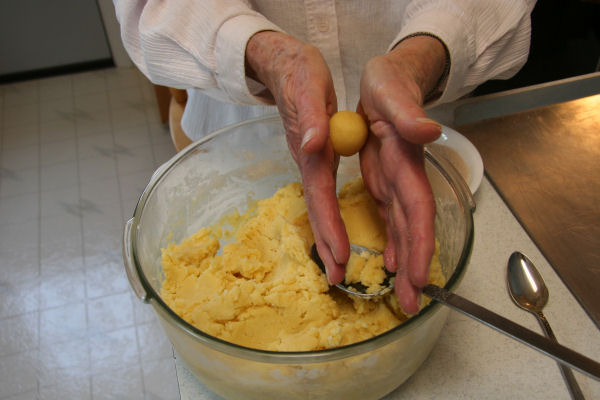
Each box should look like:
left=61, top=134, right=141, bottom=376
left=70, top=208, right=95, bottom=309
left=507, top=251, right=585, bottom=400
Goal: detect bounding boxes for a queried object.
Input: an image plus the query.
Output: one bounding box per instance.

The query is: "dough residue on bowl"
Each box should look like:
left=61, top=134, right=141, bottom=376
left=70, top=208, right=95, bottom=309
left=160, top=179, right=444, bottom=352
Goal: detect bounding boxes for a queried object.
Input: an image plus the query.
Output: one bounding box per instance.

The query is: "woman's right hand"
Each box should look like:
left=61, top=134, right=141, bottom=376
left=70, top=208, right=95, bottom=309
left=245, top=31, right=350, bottom=285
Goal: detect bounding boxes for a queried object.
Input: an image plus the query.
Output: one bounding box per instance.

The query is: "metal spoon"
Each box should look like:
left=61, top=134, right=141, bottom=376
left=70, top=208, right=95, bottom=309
left=508, top=251, right=585, bottom=399
left=310, top=243, right=394, bottom=297
left=310, top=243, right=600, bottom=380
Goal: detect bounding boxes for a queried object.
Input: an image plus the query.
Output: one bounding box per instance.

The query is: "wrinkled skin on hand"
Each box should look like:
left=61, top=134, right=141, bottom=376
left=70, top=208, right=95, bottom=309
left=358, top=41, right=445, bottom=314
left=246, top=32, right=349, bottom=284
left=247, top=32, right=446, bottom=313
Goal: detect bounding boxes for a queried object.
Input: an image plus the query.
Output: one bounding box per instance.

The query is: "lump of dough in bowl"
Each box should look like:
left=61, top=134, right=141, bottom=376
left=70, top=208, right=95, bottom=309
left=329, top=111, right=368, bottom=156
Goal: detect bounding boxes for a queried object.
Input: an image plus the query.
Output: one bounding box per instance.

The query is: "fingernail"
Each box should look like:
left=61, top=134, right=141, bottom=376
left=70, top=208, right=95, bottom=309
left=415, top=117, right=442, bottom=132
left=301, top=128, right=317, bottom=150
left=325, top=268, right=334, bottom=285
left=330, top=246, right=342, bottom=265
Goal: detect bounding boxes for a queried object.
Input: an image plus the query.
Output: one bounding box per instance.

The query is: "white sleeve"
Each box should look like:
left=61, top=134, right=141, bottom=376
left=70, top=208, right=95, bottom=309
left=112, top=0, right=283, bottom=105
left=391, top=0, right=537, bottom=103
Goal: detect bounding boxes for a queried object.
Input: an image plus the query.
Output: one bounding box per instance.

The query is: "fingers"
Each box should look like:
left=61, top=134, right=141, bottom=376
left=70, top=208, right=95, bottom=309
left=360, top=126, right=435, bottom=313
left=388, top=181, right=433, bottom=315
left=299, top=149, right=349, bottom=285
left=387, top=142, right=435, bottom=284
left=394, top=268, right=420, bottom=315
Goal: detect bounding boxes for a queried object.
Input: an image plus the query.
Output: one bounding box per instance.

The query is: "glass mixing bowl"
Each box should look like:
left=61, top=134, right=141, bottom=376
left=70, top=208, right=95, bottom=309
left=123, top=114, right=475, bottom=400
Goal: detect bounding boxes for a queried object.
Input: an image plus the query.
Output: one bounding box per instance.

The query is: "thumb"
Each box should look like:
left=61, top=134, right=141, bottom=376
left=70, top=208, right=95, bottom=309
left=298, top=93, right=336, bottom=155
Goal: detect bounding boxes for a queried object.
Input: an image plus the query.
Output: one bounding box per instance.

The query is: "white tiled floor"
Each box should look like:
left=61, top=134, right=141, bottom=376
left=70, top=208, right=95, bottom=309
left=0, top=67, right=179, bottom=400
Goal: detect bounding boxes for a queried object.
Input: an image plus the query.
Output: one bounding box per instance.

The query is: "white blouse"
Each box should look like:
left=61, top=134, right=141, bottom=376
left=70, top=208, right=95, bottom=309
left=113, top=0, right=536, bottom=140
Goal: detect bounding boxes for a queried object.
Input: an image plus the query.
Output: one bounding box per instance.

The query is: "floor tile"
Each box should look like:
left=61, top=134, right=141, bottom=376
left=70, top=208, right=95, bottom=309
left=105, top=68, right=143, bottom=92
left=40, top=269, right=86, bottom=310
left=87, top=292, right=134, bottom=333
left=40, top=302, right=88, bottom=345
left=80, top=176, right=120, bottom=206
left=2, top=104, right=39, bottom=129
left=0, top=390, right=38, bottom=400
left=78, top=155, right=118, bottom=183
left=41, top=138, right=77, bottom=166
left=117, top=145, right=155, bottom=175
left=74, top=91, right=109, bottom=114
left=137, top=320, right=174, bottom=362
left=37, top=341, right=91, bottom=388
left=108, top=86, right=145, bottom=109
left=0, top=192, right=39, bottom=225
left=40, top=160, right=79, bottom=192
left=0, top=312, right=39, bottom=357
left=0, top=167, right=39, bottom=197
left=0, top=245, right=40, bottom=285
left=118, top=169, right=155, bottom=205
left=40, top=99, right=74, bottom=125
left=91, top=364, right=145, bottom=400
left=1, top=145, right=39, bottom=171
left=2, top=81, right=38, bottom=107
left=76, top=131, right=114, bottom=159
left=143, top=358, right=180, bottom=400
left=113, top=123, right=152, bottom=149
left=40, top=240, right=84, bottom=277
left=39, top=75, right=73, bottom=103
left=90, top=326, right=139, bottom=374
left=75, top=110, right=112, bottom=137
left=0, top=279, right=40, bottom=320
left=85, top=254, right=130, bottom=299
left=1, top=124, right=39, bottom=149
left=83, top=229, right=122, bottom=265
left=111, top=105, right=148, bottom=130
left=72, top=71, right=107, bottom=96
left=0, top=351, right=38, bottom=398
left=38, top=380, right=92, bottom=400
left=0, top=216, right=39, bottom=251
left=39, top=119, right=77, bottom=144
left=148, top=121, right=173, bottom=146
left=152, top=143, right=177, bottom=168
left=81, top=204, right=123, bottom=245
left=40, top=186, right=80, bottom=218
left=40, top=213, right=82, bottom=248
left=132, top=295, right=157, bottom=325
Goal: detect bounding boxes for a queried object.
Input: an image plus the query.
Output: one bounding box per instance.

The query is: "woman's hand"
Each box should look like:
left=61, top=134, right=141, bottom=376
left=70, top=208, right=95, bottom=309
left=358, top=35, right=447, bottom=314
left=246, top=31, right=349, bottom=284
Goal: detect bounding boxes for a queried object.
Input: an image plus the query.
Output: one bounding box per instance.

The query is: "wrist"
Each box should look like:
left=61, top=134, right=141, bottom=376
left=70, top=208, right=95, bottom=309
left=386, top=34, right=449, bottom=103
left=245, top=31, right=302, bottom=90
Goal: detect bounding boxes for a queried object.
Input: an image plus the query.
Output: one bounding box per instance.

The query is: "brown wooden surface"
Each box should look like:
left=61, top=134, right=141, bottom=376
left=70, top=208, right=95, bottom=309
left=459, top=94, right=600, bottom=329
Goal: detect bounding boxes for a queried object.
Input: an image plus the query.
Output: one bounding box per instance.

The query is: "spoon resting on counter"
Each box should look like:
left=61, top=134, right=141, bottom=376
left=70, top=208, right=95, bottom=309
left=508, top=251, right=585, bottom=400
left=310, top=243, right=600, bottom=381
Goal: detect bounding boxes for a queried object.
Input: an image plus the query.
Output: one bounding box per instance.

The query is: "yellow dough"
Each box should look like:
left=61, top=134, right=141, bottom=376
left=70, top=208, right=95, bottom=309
left=329, top=111, right=368, bottom=156
left=160, top=179, right=444, bottom=351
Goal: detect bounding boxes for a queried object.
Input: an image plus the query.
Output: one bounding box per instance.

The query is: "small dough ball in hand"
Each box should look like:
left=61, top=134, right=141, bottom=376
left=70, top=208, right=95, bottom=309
left=329, top=111, right=368, bottom=156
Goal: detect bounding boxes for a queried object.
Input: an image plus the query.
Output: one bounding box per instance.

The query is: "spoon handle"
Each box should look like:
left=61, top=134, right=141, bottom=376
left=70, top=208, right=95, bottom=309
left=535, top=312, right=585, bottom=400
left=422, top=284, right=600, bottom=381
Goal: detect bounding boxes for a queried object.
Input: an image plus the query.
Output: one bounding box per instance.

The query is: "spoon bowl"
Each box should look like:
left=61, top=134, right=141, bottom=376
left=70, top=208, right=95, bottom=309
left=507, top=251, right=549, bottom=313
left=507, top=251, right=585, bottom=399
left=310, top=243, right=395, bottom=298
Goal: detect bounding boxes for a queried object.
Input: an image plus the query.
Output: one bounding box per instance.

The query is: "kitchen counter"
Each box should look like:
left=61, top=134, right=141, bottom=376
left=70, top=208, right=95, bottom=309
left=173, top=75, right=600, bottom=399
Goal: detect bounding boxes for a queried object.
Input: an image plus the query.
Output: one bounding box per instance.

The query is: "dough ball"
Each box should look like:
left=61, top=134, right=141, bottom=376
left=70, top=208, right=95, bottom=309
left=329, top=111, right=368, bottom=156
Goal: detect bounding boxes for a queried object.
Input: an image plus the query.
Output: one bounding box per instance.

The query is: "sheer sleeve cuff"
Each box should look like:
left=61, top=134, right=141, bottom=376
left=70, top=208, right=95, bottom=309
left=215, top=14, right=284, bottom=105
left=389, top=6, right=476, bottom=104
